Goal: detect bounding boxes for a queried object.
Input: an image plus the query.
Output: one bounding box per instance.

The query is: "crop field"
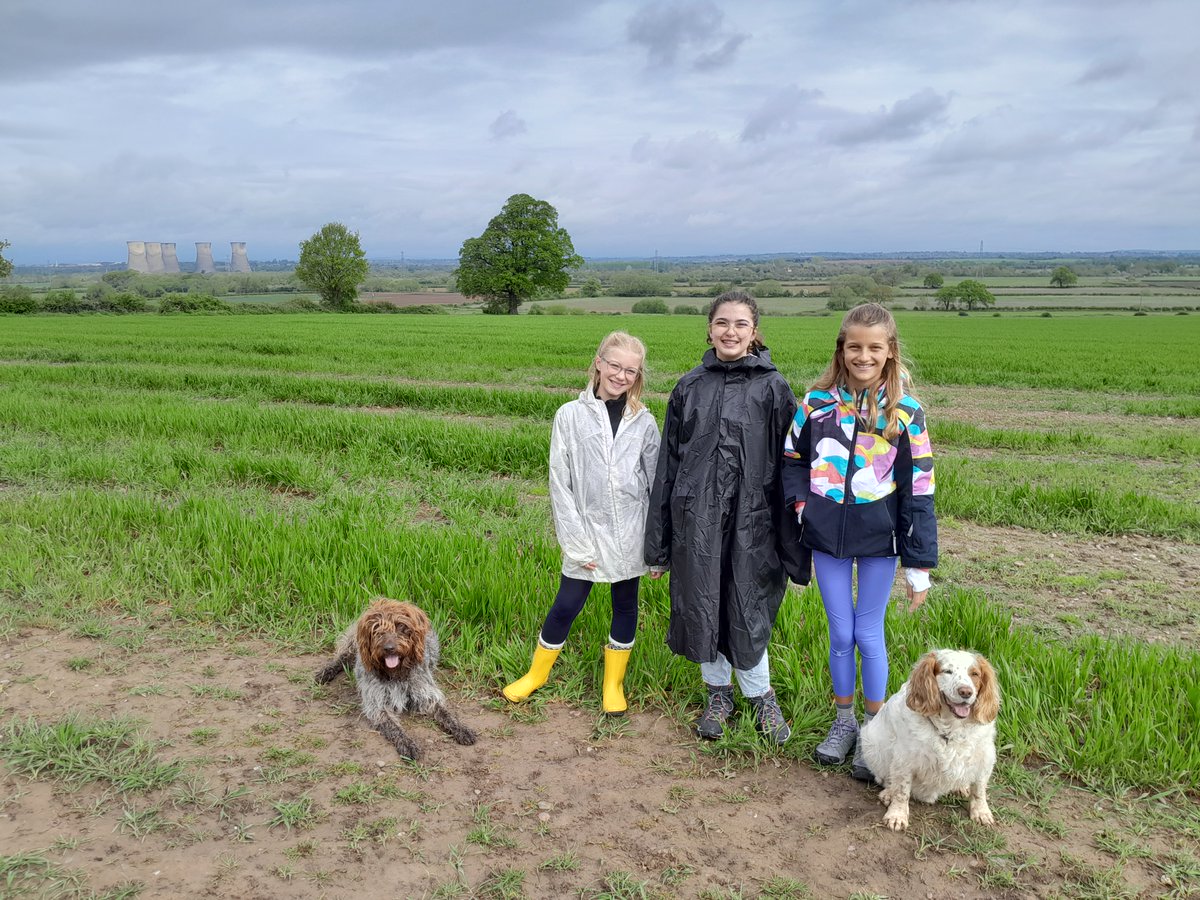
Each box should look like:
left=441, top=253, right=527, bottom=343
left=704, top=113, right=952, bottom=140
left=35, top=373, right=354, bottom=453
left=1, top=311, right=1199, bottom=898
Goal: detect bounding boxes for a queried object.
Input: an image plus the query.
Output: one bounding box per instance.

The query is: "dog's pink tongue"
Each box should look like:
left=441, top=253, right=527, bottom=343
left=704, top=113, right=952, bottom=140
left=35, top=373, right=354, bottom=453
left=951, top=703, right=971, bottom=718
left=385, top=654, right=401, bottom=669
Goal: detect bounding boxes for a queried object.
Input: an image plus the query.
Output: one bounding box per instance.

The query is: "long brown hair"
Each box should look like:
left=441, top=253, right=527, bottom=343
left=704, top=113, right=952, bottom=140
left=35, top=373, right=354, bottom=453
left=587, top=331, right=647, bottom=415
left=812, top=302, right=913, bottom=441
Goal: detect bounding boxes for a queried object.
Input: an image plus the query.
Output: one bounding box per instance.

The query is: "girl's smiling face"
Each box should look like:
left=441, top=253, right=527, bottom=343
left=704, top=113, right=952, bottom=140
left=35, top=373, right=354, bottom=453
left=842, top=323, right=894, bottom=391
left=708, top=301, right=758, bottom=361
left=594, top=346, right=643, bottom=401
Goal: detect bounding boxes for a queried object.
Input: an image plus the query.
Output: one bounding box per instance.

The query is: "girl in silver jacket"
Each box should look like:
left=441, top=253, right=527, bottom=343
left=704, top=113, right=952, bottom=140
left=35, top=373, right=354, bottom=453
left=503, top=331, right=660, bottom=714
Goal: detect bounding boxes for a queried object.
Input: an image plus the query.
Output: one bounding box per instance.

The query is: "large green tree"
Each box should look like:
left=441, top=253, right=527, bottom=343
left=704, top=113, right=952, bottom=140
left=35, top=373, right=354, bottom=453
left=456, top=194, right=582, bottom=314
left=937, top=278, right=996, bottom=311
left=0, top=239, right=13, bottom=280
left=295, top=222, right=369, bottom=310
left=1049, top=265, right=1078, bottom=288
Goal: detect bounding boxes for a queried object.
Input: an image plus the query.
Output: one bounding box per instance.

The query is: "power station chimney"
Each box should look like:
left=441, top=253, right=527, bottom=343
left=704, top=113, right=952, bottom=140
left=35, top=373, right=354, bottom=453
left=229, top=241, right=251, bottom=273
left=127, top=240, right=149, bottom=273
left=161, top=242, right=181, bottom=274
left=145, top=241, right=165, bottom=274
left=195, top=242, right=215, bottom=274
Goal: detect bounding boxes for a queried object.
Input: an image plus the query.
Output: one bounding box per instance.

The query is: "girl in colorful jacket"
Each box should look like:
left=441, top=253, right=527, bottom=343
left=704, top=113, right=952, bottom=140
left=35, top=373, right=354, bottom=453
left=782, top=302, right=937, bottom=780
left=503, top=331, right=660, bottom=715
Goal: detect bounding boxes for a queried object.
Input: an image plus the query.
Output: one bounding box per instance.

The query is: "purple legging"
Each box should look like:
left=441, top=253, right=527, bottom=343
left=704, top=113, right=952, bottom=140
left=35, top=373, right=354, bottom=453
left=812, top=551, right=899, bottom=703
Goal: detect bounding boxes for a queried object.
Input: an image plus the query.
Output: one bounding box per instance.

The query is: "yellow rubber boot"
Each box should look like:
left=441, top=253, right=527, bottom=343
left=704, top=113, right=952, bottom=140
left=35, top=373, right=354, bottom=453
left=502, top=644, right=560, bottom=703
left=602, top=646, right=632, bottom=716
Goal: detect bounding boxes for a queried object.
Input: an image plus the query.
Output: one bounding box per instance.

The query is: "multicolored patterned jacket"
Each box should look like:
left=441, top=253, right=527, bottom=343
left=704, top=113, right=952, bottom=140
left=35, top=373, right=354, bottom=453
left=781, top=383, right=937, bottom=567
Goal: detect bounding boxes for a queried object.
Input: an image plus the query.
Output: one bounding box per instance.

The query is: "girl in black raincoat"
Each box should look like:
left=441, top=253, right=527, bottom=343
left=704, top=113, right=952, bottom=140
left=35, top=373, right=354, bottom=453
left=644, top=291, right=808, bottom=744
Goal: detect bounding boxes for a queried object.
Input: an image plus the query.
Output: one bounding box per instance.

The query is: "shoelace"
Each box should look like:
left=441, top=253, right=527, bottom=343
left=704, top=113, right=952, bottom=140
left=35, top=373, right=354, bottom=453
left=826, top=717, right=857, bottom=739
left=757, top=698, right=786, bottom=728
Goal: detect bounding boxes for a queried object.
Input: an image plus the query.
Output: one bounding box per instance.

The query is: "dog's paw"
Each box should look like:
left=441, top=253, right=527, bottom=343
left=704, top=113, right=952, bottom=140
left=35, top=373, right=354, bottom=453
left=970, top=802, right=995, bottom=826
left=883, top=808, right=910, bottom=831
left=455, top=727, right=478, bottom=746
left=394, top=740, right=423, bottom=760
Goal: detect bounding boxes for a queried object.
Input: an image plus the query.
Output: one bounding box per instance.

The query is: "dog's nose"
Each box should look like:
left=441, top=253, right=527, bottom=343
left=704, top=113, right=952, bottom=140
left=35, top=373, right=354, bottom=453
left=957, top=685, right=974, bottom=699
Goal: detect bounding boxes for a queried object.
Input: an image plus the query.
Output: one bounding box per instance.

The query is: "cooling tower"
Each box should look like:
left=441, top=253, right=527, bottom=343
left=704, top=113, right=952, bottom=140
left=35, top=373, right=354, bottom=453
left=126, top=240, right=149, bottom=273
left=229, top=242, right=251, bottom=273
left=161, top=242, right=181, bottom=274
left=145, top=241, right=165, bottom=274
left=195, top=242, right=215, bottom=274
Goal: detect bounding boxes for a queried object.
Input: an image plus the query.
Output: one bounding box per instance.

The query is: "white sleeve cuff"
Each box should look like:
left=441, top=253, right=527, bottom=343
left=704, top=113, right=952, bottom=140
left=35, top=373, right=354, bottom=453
left=905, top=568, right=931, bottom=592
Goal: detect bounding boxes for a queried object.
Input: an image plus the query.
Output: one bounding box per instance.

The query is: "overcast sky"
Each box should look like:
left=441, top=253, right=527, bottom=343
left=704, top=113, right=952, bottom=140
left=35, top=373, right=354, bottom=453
left=2, top=0, right=1196, bottom=264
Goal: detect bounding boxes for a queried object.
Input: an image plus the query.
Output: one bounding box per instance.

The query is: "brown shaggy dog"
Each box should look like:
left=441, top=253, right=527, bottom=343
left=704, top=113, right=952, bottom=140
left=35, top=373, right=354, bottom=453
left=315, top=598, right=476, bottom=759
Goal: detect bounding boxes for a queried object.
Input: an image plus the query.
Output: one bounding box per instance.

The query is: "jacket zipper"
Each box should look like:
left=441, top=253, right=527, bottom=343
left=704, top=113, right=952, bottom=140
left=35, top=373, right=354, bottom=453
left=838, top=390, right=863, bottom=557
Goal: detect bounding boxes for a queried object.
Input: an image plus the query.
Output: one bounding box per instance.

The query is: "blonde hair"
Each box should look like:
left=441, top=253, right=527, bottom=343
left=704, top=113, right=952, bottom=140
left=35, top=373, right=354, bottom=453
left=812, top=302, right=914, bottom=441
left=588, top=331, right=648, bottom=415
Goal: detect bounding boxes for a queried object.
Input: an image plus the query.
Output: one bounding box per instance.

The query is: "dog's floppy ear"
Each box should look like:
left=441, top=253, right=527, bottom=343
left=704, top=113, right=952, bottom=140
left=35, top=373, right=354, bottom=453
left=971, top=654, right=1000, bottom=723
left=906, top=651, right=943, bottom=717
left=396, top=602, right=430, bottom=664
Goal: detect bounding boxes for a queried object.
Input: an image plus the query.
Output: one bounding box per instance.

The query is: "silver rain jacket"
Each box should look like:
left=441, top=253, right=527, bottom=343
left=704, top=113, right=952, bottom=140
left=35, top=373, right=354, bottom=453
left=549, top=388, right=661, bottom=582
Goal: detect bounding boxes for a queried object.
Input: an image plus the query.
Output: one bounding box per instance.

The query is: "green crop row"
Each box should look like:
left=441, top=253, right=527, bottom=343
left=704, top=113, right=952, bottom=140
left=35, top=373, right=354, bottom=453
left=1, top=486, right=1195, bottom=791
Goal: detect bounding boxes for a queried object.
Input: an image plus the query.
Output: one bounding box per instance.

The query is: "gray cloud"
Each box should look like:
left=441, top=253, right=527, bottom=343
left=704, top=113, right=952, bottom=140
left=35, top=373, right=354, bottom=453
left=740, top=86, right=824, bottom=143
left=1075, top=54, right=1142, bottom=85
left=490, top=110, right=528, bottom=140
left=626, top=1, right=745, bottom=70
left=693, top=33, right=748, bottom=71
left=829, top=89, right=951, bottom=146
left=3, top=0, right=1198, bottom=262
left=0, top=0, right=603, bottom=82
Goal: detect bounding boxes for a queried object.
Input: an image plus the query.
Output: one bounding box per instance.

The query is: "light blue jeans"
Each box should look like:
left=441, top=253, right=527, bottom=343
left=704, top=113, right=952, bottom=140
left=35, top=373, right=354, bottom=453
left=700, top=648, right=771, bottom=698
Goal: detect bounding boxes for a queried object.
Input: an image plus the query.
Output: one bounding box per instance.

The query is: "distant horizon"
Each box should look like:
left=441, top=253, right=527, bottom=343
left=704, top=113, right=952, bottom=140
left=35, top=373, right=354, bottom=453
left=9, top=246, right=1199, bottom=270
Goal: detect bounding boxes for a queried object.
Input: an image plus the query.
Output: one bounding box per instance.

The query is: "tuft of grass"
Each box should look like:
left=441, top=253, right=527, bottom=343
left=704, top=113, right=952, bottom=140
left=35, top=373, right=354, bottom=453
left=759, top=876, right=811, bottom=898
left=583, top=870, right=659, bottom=900
left=476, top=867, right=526, bottom=900
left=117, top=801, right=170, bottom=839
left=0, top=715, right=180, bottom=792
left=539, top=851, right=580, bottom=872
left=268, top=794, right=319, bottom=832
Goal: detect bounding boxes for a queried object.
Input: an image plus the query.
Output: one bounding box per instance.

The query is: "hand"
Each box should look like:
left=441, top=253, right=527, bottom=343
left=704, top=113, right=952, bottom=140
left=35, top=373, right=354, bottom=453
left=649, top=566, right=667, bottom=581
left=904, top=567, right=930, bottom=611
left=583, top=561, right=598, bottom=571
left=906, top=584, right=928, bottom=612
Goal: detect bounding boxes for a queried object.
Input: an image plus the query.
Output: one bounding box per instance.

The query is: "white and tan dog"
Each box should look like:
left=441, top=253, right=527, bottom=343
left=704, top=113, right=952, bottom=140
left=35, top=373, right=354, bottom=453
left=859, top=649, right=1000, bottom=831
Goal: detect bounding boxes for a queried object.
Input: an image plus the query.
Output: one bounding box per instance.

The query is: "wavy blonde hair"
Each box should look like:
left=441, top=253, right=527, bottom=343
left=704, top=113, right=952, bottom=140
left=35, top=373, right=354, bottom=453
left=812, top=302, right=914, bottom=441
left=587, top=331, right=648, bottom=415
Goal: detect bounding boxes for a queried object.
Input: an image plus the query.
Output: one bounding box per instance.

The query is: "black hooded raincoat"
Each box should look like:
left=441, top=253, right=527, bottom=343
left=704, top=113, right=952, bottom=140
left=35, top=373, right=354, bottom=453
left=644, top=347, right=810, bottom=669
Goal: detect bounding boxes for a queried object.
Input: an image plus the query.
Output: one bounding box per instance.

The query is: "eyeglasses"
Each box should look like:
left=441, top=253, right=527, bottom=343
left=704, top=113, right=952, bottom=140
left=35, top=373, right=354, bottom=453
left=599, top=356, right=641, bottom=380
left=710, top=318, right=755, bottom=332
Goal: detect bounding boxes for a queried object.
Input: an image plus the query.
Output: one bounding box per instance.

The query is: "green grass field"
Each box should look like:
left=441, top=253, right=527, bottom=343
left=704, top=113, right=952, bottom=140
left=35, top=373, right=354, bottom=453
left=1, top=312, right=1198, bottom=793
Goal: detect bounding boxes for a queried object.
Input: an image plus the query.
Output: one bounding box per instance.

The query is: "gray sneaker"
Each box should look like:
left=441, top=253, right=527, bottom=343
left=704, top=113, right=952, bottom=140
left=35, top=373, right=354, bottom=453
left=695, top=684, right=735, bottom=740
left=748, top=689, right=792, bottom=744
left=814, top=715, right=858, bottom=765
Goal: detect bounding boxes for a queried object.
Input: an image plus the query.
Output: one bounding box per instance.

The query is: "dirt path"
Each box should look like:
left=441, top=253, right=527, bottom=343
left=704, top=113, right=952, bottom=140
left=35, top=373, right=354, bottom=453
left=2, top=622, right=1194, bottom=899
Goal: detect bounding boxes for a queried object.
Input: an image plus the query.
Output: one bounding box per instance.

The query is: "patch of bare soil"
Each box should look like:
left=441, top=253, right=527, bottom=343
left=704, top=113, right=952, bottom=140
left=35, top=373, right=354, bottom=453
left=2, top=627, right=1195, bottom=899
left=360, top=292, right=469, bottom=308
left=926, top=384, right=1192, bottom=432
left=937, top=521, right=1200, bottom=647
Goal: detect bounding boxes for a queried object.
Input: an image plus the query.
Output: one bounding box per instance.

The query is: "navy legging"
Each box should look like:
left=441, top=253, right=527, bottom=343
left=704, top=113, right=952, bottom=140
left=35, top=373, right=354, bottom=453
left=540, top=575, right=639, bottom=646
